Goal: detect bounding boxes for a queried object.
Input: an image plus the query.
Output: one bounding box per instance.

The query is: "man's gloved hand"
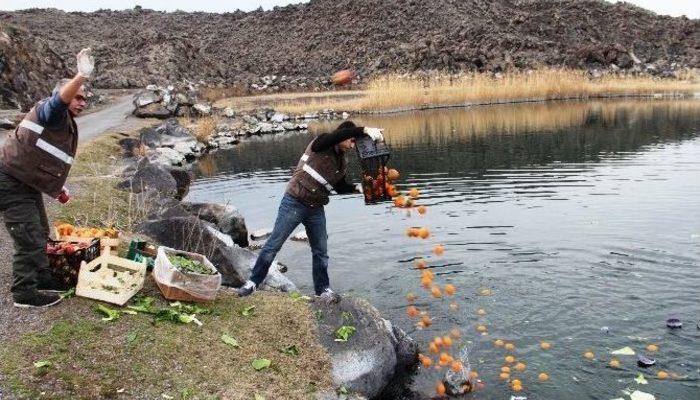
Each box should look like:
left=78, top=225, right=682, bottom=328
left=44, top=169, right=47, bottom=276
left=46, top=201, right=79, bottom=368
left=363, top=127, right=384, bottom=142
left=76, top=48, right=95, bottom=78
left=57, top=186, right=71, bottom=204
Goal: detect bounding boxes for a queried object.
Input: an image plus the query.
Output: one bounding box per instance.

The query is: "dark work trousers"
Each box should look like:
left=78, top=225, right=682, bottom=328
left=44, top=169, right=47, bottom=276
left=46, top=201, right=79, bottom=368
left=0, top=170, right=52, bottom=299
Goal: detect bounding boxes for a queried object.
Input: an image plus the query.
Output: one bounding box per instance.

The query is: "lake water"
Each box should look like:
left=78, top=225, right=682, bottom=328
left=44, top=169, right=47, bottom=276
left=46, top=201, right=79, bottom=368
left=186, top=99, right=700, bottom=399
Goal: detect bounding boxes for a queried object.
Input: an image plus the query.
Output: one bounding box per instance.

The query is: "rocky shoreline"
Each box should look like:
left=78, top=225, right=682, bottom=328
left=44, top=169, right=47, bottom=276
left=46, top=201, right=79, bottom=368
left=113, top=111, right=418, bottom=398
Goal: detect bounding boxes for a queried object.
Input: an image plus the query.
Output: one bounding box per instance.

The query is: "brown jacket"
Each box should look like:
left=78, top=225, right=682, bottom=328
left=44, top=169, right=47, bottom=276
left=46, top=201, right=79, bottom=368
left=286, top=140, right=348, bottom=208
left=0, top=102, right=78, bottom=198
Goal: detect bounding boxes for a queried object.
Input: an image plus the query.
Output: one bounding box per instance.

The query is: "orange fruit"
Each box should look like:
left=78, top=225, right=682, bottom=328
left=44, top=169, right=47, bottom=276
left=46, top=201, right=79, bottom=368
left=417, top=205, right=427, bottom=215
left=540, top=341, right=551, bottom=350
left=406, top=306, right=419, bottom=318
left=494, top=339, right=505, bottom=348
left=499, top=372, right=510, bottom=381
left=583, top=351, right=594, bottom=360
left=421, top=277, right=432, bottom=288
left=434, top=336, right=444, bottom=347
left=444, top=284, right=456, bottom=296
left=449, top=302, right=458, bottom=311
left=387, top=169, right=400, bottom=181
left=477, top=308, right=486, bottom=316
left=511, top=379, right=522, bottom=387
left=657, top=370, right=669, bottom=380
left=394, top=196, right=406, bottom=208
left=419, top=354, right=433, bottom=368
left=646, top=344, right=659, bottom=352
left=418, top=227, right=430, bottom=239
left=416, top=320, right=427, bottom=329
left=515, top=362, right=526, bottom=372
left=504, top=343, right=515, bottom=351
left=608, top=359, right=621, bottom=369
left=406, top=292, right=417, bottom=303
left=414, top=259, right=427, bottom=269
left=421, top=269, right=434, bottom=278
left=436, top=381, right=446, bottom=396
left=469, top=370, right=478, bottom=380
left=421, top=315, right=432, bottom=327
left=431, top=286, right=442, bottom=298
left=429, top=342, right=440, bottom=353
left=450, top=328, right=461, bottom=338
left=451, top=361, right=463, bottom=372
left=409, top=188, right=420, bottom=199
left=538, top=372, right=549, bottom=382
left=476, top=325, right=487, bottom=333
left=442, top=336, right=453, bottom=347
left=501, top=366, right=511, bottom=373
left=505, top=355, right=516, bottom=364
left=433, top=244, right=445, bottom=256
left=512, top=383, right=523, bottom=392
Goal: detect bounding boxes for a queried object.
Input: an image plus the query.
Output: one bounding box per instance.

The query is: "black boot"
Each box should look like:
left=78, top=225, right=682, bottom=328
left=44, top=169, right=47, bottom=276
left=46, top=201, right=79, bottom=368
left=13, top=291, right=62, bottom=308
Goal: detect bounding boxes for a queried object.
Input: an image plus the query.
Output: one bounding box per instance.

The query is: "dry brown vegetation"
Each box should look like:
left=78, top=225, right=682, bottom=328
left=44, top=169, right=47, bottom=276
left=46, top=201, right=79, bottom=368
left=273, top=70, right=699, bottom=114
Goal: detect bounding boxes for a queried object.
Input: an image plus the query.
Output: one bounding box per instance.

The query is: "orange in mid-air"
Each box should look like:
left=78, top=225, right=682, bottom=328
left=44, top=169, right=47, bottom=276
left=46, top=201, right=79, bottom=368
left=417, top=205, right=427, bottom=215
left=394, top=196, right=406, bottom=208
left=408, top=187, right=420, bottom=199
left=451, top=361, right=463, bottom=372
left=331, top=69, right=354, bottom=86
left=387, top=168, right=400, bottom=181
left=444, top=284, right=456, bottom=296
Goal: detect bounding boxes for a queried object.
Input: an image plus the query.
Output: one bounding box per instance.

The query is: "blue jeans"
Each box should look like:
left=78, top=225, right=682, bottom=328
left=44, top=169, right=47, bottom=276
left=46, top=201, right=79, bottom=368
left=250, top=193, right=330, bottom=295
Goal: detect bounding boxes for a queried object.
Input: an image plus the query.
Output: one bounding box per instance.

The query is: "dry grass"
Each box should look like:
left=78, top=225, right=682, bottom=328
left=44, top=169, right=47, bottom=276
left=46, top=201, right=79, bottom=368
left=199, top=84, right=251, bottom=103
left=274, top=69, right=699, bottom=114
left=178, top=116, right=218, bottom=143
left=0, top=286, right=334, bottom=400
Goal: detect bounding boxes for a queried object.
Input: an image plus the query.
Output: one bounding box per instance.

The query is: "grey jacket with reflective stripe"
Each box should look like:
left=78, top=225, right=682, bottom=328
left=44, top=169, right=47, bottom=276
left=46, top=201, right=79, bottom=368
left=0, top=102, right=78, bottom=198
left=286, top=139, right=348, bottom=208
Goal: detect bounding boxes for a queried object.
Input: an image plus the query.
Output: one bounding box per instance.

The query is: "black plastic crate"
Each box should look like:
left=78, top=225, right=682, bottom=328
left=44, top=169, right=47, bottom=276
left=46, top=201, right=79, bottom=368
left=47, top=238, right=100, bottom=287
left=355, top=136, right=393, bottom=204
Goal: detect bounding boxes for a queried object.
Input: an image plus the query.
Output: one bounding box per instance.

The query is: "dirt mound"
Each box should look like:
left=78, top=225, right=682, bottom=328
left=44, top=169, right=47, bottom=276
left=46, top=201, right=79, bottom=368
left=0, top=0, right=697, bottom=91
left=0, top=23, right=69, bottom=110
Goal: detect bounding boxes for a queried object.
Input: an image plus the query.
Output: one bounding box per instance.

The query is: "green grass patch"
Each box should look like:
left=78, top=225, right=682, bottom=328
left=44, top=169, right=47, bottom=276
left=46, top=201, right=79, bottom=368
left=0, top=288, right=333, bottom=399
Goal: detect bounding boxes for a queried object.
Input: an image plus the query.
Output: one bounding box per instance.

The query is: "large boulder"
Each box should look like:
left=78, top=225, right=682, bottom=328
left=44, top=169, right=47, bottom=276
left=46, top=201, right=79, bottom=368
left=312, top=297, right=418, bottom=399
left=181, top=202, right=249, bottom=248
left=118, top=158, right=177, bottom=198
left=141, top=119, right=197, bottom=148
left=137, top=216, right=293, bottom=291
left=0, top=118, right=15, bottom=130
left=133, top=90, right=162, bottom=108
left=133, top=102, right=170, bottom=119
left=168, top=168, right=193, bottom=200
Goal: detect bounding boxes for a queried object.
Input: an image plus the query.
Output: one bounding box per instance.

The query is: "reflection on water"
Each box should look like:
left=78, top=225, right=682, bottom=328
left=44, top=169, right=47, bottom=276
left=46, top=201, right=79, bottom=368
left=188, top=99, right=700, bottom=399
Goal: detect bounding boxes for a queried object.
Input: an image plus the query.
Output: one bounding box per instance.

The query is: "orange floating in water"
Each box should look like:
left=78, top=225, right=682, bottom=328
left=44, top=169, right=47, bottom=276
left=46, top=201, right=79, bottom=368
left=429, top=342, right=440, bottom=353
left=499, top=372, right=510, bottom=381
left=444, top=284, right=456, bottom=296
left=646, top=344, right=659, bottom=352
left=451, top=361, right=463, bottom=372
left=583, top=351, right=595, bottom=360
left=449, top=302, right=458, bottom=311
left=414, top=259, right=427, bottom=269
left=431, top=286, right=442, bottom=298
left=433, top=244, right=445, bottom=256
left=540, top=341, right=552, bottom=350
left=515, top=362, right=527, bottom=372
left=608, top=359, right=621, bottom=369
left=505, top=355, right=516, bottom=364
left=406, top=292, right=417, bottom=303
left=469, top=370, right=479, bottom=380
left=442, top=336, right=453, bottom=347
left=406, top=306, right=419, bottom=318
left=511, top=379, right=522, bottom=387
left=477, top=308, right=486, bottom=316
left=434, top=336, right=444, bottom=347
left=418, top=227, right=430, bottom=239
left=421, top=315, right=432, bottom=327
left=417, top=205, right=427, bottom=215
left=500, top=366, right=511, bottom=373
left=657, top=370, right=669, bottom=379
left=421, top=277, right=432, bottom=288
left=494, top=339, right=505, bottom=347
left=538, top=372, right=549, bottom=382
left=435, top=381, right=446, bottom=396
left=479, top=288, right=493, bottom=296
left=394, top=196, right=406, bottom=208
left=476, top=325, right=487, bottom=333
left=409, top=188, right=420, bottom=199
left=504, top=343, right=515, bottom=351
left=419, top=354, right=433, bottom=368
left=450, top=328, right=461, bottom=338
left=421, top=269, right=434, bottom=279
left=511, top=383, right=523, bottom=392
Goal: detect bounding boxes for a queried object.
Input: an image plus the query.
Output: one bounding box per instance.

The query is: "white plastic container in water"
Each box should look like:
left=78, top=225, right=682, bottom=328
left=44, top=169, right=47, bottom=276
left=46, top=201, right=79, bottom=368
left=153, top=246, right=221, bottom=302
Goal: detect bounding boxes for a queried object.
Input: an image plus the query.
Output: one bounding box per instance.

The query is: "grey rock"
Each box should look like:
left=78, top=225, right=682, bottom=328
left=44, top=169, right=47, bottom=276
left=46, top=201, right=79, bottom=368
left=0, top=118, right=16, bottom=129
left=193, top=103, right=212, bottom=116
left=147, top=147, right=187, bottom=166
left=119, top=158, right=177, bottom=197
left=181, top=202, right=249, bottom=248
left=242, top=115, right=258, bottom=125
left=133, top=102, right=171, bottom=119
left=270, top=112, right=288, bottom=122
left=168, top=168, right=193, bottom=200
left=281, top=121, right=296, bottom=130
left=133, top=91, right=162, bottom=108
left=250, top=228, right=272, bottom=240
left=312, top=297, right=417, bottom=399
left=314, top=392, right=367, bottom=400
left=175, top=93, right=194, bottom=106
left=223, top=107, right=235, bottom=118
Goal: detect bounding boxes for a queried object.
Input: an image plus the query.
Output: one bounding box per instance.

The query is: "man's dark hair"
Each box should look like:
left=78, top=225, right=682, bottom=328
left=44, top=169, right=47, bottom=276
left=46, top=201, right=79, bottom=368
left=336, top=121, right=356, bottom=130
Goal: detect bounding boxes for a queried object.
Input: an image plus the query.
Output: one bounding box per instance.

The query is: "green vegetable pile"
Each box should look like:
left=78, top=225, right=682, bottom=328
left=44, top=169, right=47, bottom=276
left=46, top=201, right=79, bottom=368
left=167, top=254, right=215, bottom=275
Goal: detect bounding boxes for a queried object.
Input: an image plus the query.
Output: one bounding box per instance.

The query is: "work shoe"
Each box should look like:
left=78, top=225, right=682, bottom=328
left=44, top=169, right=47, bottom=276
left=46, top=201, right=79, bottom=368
left=13, top=291, right=63, bottom=308
left=237, top=280, right=257, bottom=297
left=315, top=288, right=341, bottom=304
left=38, top=276, right=71, bottom=293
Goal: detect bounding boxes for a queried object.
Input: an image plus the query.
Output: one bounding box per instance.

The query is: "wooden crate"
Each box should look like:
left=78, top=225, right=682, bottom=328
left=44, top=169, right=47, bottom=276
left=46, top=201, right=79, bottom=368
left=76, top=253, right=147, bottom=306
